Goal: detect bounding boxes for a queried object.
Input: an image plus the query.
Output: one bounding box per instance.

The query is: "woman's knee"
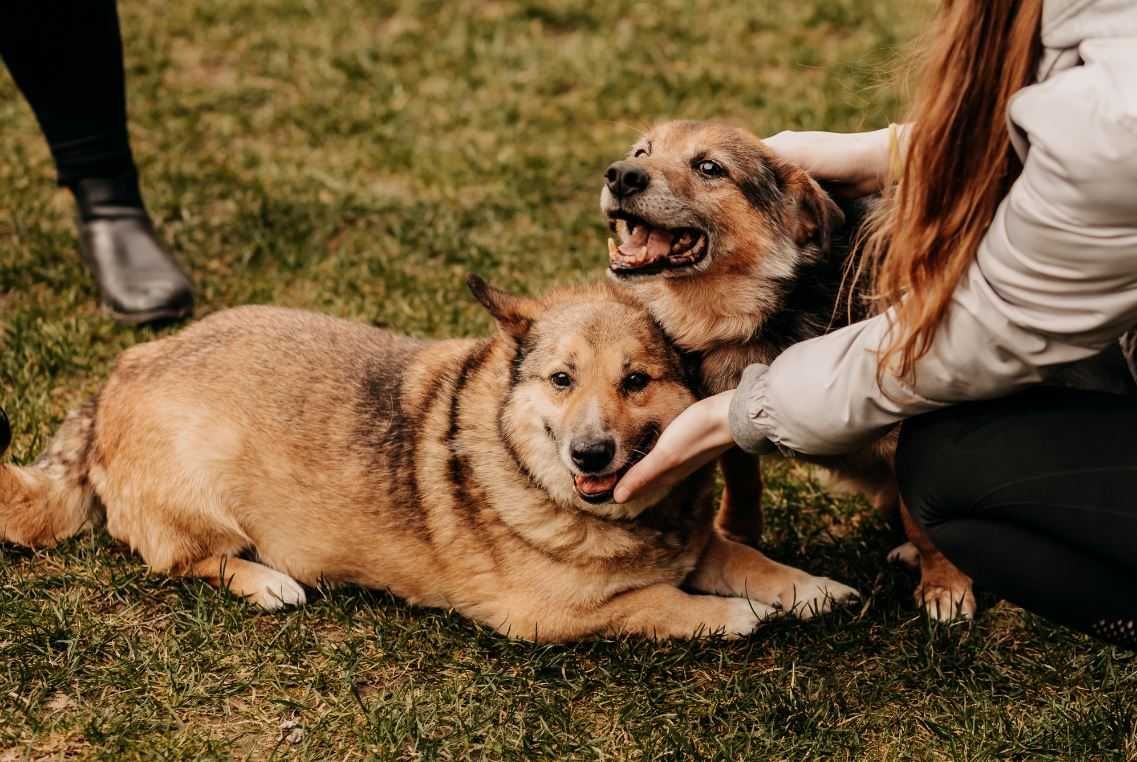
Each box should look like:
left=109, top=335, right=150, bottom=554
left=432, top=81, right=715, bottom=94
left=895, top=407, right=984, bottom=530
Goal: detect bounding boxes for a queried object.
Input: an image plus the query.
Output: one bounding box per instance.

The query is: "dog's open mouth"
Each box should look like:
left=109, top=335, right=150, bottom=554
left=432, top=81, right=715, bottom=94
left=606, top=212, right=708, bottom=276
left=573, top=470, right=625, bottom=504
left=571, top=425, right=659, bottom=504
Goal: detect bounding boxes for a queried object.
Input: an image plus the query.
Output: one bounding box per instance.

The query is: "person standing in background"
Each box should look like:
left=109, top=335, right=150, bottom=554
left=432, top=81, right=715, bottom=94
left=1, top=1, right=193, bottom=325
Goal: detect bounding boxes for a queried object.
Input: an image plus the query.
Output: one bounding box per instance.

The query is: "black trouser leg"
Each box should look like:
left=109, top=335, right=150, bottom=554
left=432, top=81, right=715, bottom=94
left=897, top=388, right=1137, bottom=648
left=0, top=0, right=137, bottom=187
left=0, top=1, right=192, bottom=324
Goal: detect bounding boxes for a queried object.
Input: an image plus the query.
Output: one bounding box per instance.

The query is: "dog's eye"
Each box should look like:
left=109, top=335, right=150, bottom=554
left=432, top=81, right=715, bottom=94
left=621, top=372, right=650, bottom=393
left=695, top=159, right=725, bottom=178
left=550, top=372, right=573, bottom=390
left=633, top=148, right=649, bottom=158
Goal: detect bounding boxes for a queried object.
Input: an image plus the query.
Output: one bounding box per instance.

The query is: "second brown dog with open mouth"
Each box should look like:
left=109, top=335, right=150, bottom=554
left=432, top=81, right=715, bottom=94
left=600, top=120, right=976, bottom=621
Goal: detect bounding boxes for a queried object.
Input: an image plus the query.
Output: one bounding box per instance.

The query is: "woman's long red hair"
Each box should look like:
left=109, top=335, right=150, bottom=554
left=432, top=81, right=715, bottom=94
left=864, top=0, right=1043, bottom=385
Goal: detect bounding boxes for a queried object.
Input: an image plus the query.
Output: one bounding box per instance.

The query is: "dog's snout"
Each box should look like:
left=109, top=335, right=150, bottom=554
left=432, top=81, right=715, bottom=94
left=605, top=161, right=650, bottom=199
left=570, top=437, right=616, bottom=473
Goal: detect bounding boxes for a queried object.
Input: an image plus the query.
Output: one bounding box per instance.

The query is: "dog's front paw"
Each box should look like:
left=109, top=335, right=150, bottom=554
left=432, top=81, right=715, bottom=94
left=247, top=569, right=308, bottom=611
left=916, top=581, right=976, bottom=622
left=777, top=575, right=860, bottom=620
left=718, top=597, right=781, bottom=638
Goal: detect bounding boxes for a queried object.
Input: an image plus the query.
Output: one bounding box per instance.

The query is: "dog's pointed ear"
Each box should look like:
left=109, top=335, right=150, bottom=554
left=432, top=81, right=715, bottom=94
left=785, top=170, right=845, bottom=253
left=466, top=274, right=537, bottom=340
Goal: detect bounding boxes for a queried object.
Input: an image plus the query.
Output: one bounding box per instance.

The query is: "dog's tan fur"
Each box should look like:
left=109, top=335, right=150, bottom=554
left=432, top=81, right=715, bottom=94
left=0, top=278, right=857, bottom=640
left=601, top=121, right=974, bottom=621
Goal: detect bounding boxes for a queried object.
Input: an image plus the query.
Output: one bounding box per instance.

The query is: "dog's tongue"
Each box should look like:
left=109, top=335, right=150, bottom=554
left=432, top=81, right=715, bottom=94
left=611, top=225, right=674, bottom=267
left=574, top=472, right=620, bottom=496
left=645, top=228, right=674, bottom=259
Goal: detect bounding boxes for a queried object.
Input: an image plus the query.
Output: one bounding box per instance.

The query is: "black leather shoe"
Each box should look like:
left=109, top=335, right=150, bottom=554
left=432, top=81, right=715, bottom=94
left=73, top=175, right=194, bottom=326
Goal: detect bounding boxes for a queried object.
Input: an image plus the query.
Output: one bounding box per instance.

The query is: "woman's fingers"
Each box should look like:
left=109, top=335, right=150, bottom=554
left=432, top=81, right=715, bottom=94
left=614, top=439, right=727, bottom=503
left=763, top=128, right=890, bottom=197
left=613, top=392, right=735, bottom=503
left=763, top=130, right=818, bottom=171
left=613, top=436, right=684, bottom=503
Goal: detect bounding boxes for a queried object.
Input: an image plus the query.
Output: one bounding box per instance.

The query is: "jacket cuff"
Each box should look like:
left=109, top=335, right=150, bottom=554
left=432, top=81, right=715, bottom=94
left=728, top=363, right=780, bottom=455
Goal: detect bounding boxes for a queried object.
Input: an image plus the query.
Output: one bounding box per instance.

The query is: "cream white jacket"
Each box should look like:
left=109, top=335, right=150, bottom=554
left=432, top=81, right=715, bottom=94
left=731, top=0, right=1137, bottom=456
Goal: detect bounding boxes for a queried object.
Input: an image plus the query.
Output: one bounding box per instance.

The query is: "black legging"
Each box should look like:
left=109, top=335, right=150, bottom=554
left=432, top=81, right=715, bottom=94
left=897, top=387, right=1137, bottom=648
left=0, top=0, right=135, bottom=186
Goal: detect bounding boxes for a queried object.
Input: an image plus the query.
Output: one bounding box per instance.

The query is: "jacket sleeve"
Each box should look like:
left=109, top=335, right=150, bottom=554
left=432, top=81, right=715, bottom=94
left=730, top=40, right=1137, bottom=456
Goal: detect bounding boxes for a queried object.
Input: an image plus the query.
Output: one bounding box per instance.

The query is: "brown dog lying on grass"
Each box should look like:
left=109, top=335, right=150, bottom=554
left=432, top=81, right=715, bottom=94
left=0, top=276, right=857, bottom=641
left=600, top=120, right=975, bottom=620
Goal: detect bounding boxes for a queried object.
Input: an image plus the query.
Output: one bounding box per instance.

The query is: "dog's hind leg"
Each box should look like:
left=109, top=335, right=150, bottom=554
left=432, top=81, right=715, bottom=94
left=184, top=556, right=307, bottom=611
left=714, top=448, right=763, bottom=547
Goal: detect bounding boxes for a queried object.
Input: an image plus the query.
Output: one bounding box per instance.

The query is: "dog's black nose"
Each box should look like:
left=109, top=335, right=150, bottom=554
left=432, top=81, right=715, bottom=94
left=605, top=161, right=650, bottom=198
left=570, top=437, right=616, bottom=473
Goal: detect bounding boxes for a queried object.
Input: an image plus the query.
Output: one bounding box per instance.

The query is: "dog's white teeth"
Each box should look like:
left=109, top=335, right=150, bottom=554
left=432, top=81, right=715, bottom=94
left=670, top=232, right=691, bottom=254
left=622, top=245, right=649, bottom=262
left=607, top=237, right=618, bottom=257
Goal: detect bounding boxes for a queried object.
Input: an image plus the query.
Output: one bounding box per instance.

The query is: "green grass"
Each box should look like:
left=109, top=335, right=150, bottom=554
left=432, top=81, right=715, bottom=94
left=2, top=0, right=1135, bottom=758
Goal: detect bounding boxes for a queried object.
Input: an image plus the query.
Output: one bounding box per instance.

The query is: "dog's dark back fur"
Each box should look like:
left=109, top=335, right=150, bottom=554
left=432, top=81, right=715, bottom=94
left=750, top=193, right=874, bottom=359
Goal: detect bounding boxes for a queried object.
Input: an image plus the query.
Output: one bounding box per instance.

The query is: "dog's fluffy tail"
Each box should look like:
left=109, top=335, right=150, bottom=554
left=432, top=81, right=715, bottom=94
left=0, top=399, right=100, bottom=548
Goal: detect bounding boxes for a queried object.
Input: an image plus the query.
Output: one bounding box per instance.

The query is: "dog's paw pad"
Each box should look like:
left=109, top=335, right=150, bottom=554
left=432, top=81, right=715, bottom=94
left=887, top=542, right=920, bottom=569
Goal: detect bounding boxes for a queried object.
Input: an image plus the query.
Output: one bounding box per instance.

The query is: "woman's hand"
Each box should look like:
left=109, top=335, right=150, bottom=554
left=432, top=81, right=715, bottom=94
left=764, top=128, right=892, bottom=198
left=613, top=390, right=736, bottom=504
